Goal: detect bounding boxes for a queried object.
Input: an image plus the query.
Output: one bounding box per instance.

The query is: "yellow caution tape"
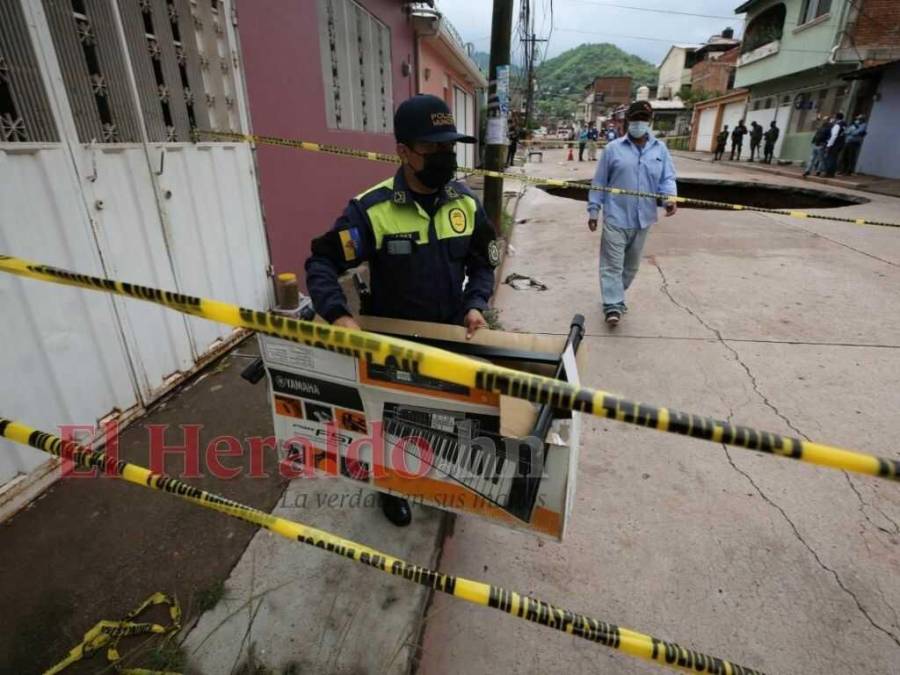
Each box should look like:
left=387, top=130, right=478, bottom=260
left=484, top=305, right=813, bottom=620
left=1, top=254, right=897, bottom=484
left=520, top=138, right=607, bottom=145
left=44, top=591, right=181, bottom=675
left=521, top=136, right=689, bottom=146
left=198, top=129, right=900, bottom=229
left=2, top=418, right=764, bottom=675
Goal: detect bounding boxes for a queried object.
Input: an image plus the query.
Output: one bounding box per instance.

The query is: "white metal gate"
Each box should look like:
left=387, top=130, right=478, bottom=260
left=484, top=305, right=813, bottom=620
left=695, top=107, right=717, bottom=153
left=0, top=0, right=270, bottom=496
left=453, top=85, right=474, bottom=169
left=721, top=101, right=747, bottom=142
left=746, top=103, right=791, bottom=161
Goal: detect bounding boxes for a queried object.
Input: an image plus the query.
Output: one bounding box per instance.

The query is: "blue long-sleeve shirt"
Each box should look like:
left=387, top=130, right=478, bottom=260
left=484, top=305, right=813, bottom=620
left=587, top=134, right=677, bottom=229
left=845, top=121, right=867, bottom=145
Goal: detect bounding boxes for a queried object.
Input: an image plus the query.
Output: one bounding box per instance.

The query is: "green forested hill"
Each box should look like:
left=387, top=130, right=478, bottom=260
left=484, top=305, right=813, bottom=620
left=536, top=43, right=658, bottom=120
left=469, top=43, right=658, bottom=123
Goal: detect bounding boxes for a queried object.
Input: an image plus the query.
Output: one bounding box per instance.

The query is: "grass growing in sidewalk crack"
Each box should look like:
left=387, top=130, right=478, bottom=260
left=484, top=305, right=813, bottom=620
left=144, top=639, right=188, bottom=671
left=195, top=579, right=226, bottom=613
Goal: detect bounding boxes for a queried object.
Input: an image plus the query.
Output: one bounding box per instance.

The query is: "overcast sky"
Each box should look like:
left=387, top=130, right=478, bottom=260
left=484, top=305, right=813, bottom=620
left=437, top=0, right=746, bottom=66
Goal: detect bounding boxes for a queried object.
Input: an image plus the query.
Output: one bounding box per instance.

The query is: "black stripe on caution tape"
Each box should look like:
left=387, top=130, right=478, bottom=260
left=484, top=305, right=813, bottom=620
left=0, top=417, right=764, bottom=674
left=198, top=129, right=900, bottom=229
left=0, top=254, right=897, bottom=484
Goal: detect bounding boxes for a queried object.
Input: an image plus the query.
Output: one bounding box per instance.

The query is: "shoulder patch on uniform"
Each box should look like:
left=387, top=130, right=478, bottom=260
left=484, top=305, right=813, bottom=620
left=444, top=184, right=460, bottom=201
left=487, top=240, right=501, bottom=267
left=448, top=207, right=467, bottom=234
left=392, top=190, right=407, bottom=205
left=338, top=228, right=362, bottom=261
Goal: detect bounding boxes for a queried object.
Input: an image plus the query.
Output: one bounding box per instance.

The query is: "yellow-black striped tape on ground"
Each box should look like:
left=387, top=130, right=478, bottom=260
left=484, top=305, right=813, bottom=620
left=0, top=417, right=764, bottom=675
left=1, top=254, right=897, bottom=484
left=198, top=129, right=900, bottom=229
left=45, top=592, right=181, bottom=675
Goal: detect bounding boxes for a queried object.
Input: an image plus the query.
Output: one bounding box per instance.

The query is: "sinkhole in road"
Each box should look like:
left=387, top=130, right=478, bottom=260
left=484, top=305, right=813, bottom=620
left=540, top=178, right=869, bottom=210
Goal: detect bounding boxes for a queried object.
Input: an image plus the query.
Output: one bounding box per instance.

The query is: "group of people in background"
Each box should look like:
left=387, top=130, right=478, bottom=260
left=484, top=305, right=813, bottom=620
left=803, top=113, right=867, bottom=178
left=714, top=118, right=779, bottom=164
left=711, top=110, right=867, bottom=177
left=564, top=122, right=621, bottom=162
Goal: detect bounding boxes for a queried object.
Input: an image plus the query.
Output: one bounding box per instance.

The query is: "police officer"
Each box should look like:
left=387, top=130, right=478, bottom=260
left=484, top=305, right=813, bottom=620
left=305, top=94, right=500, bottom=526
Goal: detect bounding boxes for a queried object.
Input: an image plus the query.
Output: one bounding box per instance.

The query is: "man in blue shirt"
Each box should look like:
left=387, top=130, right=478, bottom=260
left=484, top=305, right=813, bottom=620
left=587, top=100, right=678, bottom=326
left=838, top=115, right=867, bottom=176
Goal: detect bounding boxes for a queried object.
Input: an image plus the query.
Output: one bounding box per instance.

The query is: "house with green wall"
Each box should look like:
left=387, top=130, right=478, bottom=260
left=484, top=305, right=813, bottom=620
left=733, top=0, right=894, bottom=163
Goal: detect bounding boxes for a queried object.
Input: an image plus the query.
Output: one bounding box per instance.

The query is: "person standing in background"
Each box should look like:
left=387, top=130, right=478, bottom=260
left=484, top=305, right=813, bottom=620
left=730, top=119, right=747, bottom=161
left=763, top=121, right=779, bottom=164
left=578, top=125, right=588, bottom=161
left=586, top=121, right=599, bottom=161
left=823, top=112, right=847, bottom=177
left=748, top=121, right=763, bottom=161
left=507, top=117, right=519, bottom=168
left=714, top=125, right=729, bottom=161
left=605, top=123, right=618, bottom=143
left=803, top=116, right=831, bottom=177
left=838, top=115, right=867, bottom=176
left=587, top=100, right=677, bottom=327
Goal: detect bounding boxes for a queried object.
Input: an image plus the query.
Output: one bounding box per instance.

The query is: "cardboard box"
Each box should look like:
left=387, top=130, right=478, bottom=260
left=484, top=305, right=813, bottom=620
left=260, top=317, right=584, bottom=540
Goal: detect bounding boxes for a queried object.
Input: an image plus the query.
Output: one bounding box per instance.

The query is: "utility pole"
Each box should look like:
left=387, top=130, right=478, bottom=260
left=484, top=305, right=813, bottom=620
left=522, top=32, right=547, bottom=131
left=484, top=0, right=514, bottom=234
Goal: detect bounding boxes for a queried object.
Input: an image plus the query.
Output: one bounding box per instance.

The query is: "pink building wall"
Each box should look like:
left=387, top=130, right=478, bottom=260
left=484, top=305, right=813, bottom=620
left=417, top=39, right=473, bottom=105
left=235, top=0, right=418, bottom=284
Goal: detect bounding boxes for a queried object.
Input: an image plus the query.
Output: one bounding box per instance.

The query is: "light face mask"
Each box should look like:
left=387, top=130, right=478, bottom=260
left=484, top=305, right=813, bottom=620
left=628, top=121, right=651, bottom=138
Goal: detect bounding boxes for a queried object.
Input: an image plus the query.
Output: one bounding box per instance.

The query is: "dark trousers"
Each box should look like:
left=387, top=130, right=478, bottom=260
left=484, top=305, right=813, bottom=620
left=578, top=142, right=586, bottom=161
left=749, top=139, right=761, bottom=160
left=824, top=146, right=842, bottom=176
left=714, top=143, right=726, bottom=161
left=839, top=143, right=861, bottom=175
left=730, top=140, right=743, bottom=160
left=506, top=140, right=518, bottom=167
left=763, top=142, right=775, bottom=163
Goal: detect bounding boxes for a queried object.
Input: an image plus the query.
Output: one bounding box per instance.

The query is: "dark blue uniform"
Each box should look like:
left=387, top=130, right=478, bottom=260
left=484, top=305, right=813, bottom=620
left=305, top=168, right=498, bottom=325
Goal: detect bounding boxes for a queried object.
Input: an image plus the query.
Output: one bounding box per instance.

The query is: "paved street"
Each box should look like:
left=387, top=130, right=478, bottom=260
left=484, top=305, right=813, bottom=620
left=418, top=149, right=900, bottom=674
left=4, top=0, right=900, bottom=672
left=4, top=148, right=897, bottom=675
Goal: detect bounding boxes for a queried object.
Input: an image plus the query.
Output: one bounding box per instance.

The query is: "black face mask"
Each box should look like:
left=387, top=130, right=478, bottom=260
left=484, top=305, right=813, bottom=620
left=411, top=150, right=457, bottom=189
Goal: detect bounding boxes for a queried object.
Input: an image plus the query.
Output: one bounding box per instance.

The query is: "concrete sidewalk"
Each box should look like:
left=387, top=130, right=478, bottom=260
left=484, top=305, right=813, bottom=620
left=418, top=149, right=900, bottom=674
left=0, top=336, right=445, bottom=675
left=3, top=147, right=899, bottom=674
left=0, top=340, right=287, bottom=674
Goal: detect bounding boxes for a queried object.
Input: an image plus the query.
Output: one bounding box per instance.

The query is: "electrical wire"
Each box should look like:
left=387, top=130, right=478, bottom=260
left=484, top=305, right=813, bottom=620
left=554, top=26, right=850, bottom=54
left=565, top=0, right=744, bottom=22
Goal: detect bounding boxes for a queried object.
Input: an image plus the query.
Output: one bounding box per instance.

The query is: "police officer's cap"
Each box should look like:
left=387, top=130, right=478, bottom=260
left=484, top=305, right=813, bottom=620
left=394, top=95, right=476, bottom=145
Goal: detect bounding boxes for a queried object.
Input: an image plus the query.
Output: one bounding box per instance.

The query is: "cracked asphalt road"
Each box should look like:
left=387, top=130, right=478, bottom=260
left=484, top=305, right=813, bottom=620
left=650, top=254, right=900, bottom=651
left=417, top=150, right=900, bottom=674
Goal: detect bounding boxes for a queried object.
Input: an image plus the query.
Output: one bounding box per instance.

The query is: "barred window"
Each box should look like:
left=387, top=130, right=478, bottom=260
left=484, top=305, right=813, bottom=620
left=42, top=0, right=142, bottom=142
left=42, top=0, right=241, bottom=143
left=117, top=0, right=241, bottom=141
left=317, top=0, right=393, bottom=133
left=0, top=1, right=59, bottom=142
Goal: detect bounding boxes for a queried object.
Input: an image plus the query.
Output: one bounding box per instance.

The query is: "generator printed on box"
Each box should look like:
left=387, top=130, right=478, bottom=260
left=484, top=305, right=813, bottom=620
left=260, top=319, right=583, bottom=540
